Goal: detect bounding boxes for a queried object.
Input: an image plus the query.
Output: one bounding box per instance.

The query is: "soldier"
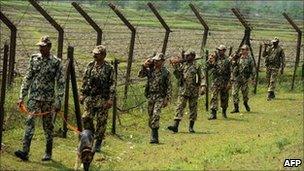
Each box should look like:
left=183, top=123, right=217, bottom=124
left=207, top=45, right=231, bottom=120
left=262, top=37, right=285, bottom=101
left=15, top=36, right=65, bottom=161
left=230, top=45, right=255, bottom=113
left=167, top=49, right=202, bottom=133
left=139, top=53, right=172, bottom=144
left=79, top=45, right=114, bottom=152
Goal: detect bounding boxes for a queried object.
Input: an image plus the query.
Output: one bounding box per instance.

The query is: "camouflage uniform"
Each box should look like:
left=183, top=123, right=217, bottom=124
left=173, top=62, right=201, bottom=121
left=263, top=38, right=285, bottom=98
left=207, top=54, right=231, bottom=112
left=138, top=65, right=172, bottom=129
left=19, top=53, right=64, bottom=155
left=80, top=61, right=114, bottom=142
left=231, top=55, right=255, bottom=106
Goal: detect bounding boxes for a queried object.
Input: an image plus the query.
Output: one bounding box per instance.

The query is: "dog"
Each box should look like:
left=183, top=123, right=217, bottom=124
left=75, top=130, right=95, bottom=171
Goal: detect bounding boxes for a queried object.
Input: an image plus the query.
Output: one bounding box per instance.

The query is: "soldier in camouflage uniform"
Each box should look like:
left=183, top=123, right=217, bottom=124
left=230, top=45, right=255, bottom=113
left=262, top=37, right=285, bottom=100
left=206, top=45, right=231, bottom=120
left=167, top=50, right=201, bottom=133
left=79, top=45, right=114, bottom=152
left=139, top=53, right=172, bottom=144
left=15, top=36, right=65, bottom=161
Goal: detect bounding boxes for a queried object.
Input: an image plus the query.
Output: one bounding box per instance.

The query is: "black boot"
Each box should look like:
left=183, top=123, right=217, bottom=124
left=167, top=120, right=180, bottom=133
left=94, top=140, right=102, bottom=153
left=42, top=141, right=52, bottom=161
left=222, top=108, right=227, bottom=118
left=150, top=128, right=159, bottom=144
left=189, top=121, right=195, bottom=133
left=208, top=109, right=217, bottom=120
left=272, top=91, right=276, bottom=99
left=231, top=103, right=239, bottom=113
left=244, top=101, right=250, bottom=112
left=267, top=91, right=272, bottom=101
left=14, top=150, right=29, bottom=161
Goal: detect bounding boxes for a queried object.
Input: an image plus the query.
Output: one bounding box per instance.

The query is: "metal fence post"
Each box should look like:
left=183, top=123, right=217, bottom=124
left=0, top=12, right=17, bottom=86
left=28, top=0, right=64, bottom=59
left=72, top=2, right=102, bottom=45
left=283, top=12, right=302, bottom=90
left=111, top=59, right=119, bottom=134
left=147, top=2, right=171, bottom=54
left=0, top=44, right=9, bottom=151
left=108, top=3, right=136, bottom=100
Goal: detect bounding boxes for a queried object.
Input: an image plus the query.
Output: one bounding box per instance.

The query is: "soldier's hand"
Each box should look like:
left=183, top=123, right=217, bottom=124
left=200, top=85, right=207, bottom=95
left=226, top=82, right=232, bottom=91
left=104, top=100, right=113, bottom=109
left=17, top=99, right=24, bottom=108
left=280, top=68, right=284, bottom=75
left=143, top=59, right=152, bottom=68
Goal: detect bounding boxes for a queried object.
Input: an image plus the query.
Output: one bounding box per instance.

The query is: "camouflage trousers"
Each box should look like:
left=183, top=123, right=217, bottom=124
left=175, top=95, right=198, bottom=121
left=266, top=67, right=279, bottom=92
left=232, top=79, right=249, bottom=104
left=22, top=99, right=54, bottom=154
left=82, top=102, right=109, bottom=142
left=210, top=84, right=229, bottom=110
left=147, top=96, right=166, bottom=129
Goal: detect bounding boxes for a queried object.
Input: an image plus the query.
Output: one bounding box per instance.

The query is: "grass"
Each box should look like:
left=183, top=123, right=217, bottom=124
left=0, top=74, right=303, bottom=170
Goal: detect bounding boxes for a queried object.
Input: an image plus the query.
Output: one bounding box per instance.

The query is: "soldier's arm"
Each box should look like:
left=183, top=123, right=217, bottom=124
left=138, top=65, right=149, bottom=78
left=262, top=45, right=269, bottom=57
left=281, top=49, right=286, bottom=71
left=172, top=64, right=182, bottom=79
left=166, top=72, right=173, bottom=101
left=19, top=57, right=35, bottom=100
left=55, top=60, right=65, bottom=110
left=80, top=63, right=91, bottom=97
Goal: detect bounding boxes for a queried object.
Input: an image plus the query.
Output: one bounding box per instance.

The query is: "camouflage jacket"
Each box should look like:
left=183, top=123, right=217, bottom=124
left=173, top=62, right=201, bottom=97
left=138, top=65, right=172, bottom=100
left=81, top=61, right=115, bottom=102
left=231, top=55, right=255, bottom=81
left=263, top=45, right=285, bottom=69
left=20, top=53, right=65, bottom=103
left=206, top=54, right=231, bottom=86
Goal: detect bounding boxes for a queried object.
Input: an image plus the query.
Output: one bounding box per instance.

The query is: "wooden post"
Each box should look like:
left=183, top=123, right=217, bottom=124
left=62, top=52, right=71, bottom=138
left=283, top=12, right=302, bottom=90
left=0, top=12, right=17, bottom=86
left=254, top=44, right=262, bottom=94
left=0, top=44, right=9, bottom=151
left=111, top=59, right=119, bottom=134
left=68, top=46, right=82, bottom=132
left=72, top=2, right=102, bottom=45
left=28, top=0, right=64, bottom=59
left=147, top=2, right=171, bottom=54
left=108, top=3, right=136, bottom=100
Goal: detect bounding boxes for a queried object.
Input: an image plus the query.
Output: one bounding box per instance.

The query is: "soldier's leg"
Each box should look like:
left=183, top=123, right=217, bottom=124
left=15, top=100, right=39, bottom=160
left=209, top=85, right=219, bottom=120
left=41, top=101, right=54, bottom=161
left=269, top=68, right=279, bottom=96
left=150, top=98, right=163, bottom=143
left=241, top=81, right=250, bottom=111
left=82, top=104, right=95, bottom=133
left=95, top=108, right=109, bottom=152
left=22, top=100, right=39, bottom=154
left=174, top=96, right=187, bottom=121
left=231, top=81, right=240, bottom=113
left=147, top=99, right=155, bottom=129
left=188, top=96, right=198, bottom=133
left=220, top=88, right=229, bottom=118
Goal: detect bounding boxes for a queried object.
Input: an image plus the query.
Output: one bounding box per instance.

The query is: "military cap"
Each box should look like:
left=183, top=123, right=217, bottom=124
left=184, top=49, right=196, bottom=56
left=152, top=53, right=165, bottom=61
left=241, top=44, right=249, bottom=50
left=36, top=35, right=51, bottom=46
left=217, top=44, right=227, bottom=50
left=92, top=45, right=106, bottom=54
left=271, top=37, right=279, bottom=43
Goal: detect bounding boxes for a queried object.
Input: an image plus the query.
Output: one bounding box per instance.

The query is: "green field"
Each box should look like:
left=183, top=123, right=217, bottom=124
left=0, top=85, right=303, bottom=170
